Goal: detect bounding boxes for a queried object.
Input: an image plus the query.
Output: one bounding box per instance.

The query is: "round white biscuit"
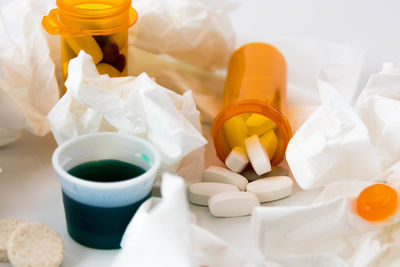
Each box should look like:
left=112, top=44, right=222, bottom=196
left=7, top=222, right=64, bottom=267
left=0, top=219, right=27, bottom=262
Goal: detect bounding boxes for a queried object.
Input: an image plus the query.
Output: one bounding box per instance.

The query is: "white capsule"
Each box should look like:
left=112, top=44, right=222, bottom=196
left=188, top=182, right=239, bottom=206
left=208, top=191, right=260, bottom=217
left=246, top=176, right=293, bottom=202
left=242, top=166, right=290, bottom=181
left=225, top=147, right=249, bottom=173
left=245, top=135, right=271, bottom=175
left=202, top=166, right=248, bottom=191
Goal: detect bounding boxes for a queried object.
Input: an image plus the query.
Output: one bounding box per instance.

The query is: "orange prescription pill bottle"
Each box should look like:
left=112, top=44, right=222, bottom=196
left=42, top=0, right=137, bottom=96
left=211, top=42, right=292, bottom=166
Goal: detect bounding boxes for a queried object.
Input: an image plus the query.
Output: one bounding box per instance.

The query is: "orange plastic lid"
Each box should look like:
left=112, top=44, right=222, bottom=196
left=356, top=184, right=398, bottom=222
left=42, top=0, right=137, bottom=36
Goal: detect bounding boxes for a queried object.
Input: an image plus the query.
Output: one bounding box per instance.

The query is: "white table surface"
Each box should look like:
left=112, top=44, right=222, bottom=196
left=1, top=0, right=400, bottom=266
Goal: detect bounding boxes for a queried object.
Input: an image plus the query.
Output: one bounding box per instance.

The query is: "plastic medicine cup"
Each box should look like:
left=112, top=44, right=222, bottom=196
left=42, top=0, right=138, bottom=96
left=52, top=132, right=161, bottom=249
left=211, top=42, right=292, bottom=166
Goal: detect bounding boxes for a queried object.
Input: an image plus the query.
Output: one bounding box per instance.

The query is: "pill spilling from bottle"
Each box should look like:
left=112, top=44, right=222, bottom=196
left=223, top=113, right=277, bottom=175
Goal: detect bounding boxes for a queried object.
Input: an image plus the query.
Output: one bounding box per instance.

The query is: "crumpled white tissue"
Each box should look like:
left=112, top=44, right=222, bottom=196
left=128, top=46, right=225, bottom=123
left=252, top=180, right=400, bottom=267
left=47, top=51, right=207, bottom=180
left=286, top=79, right=382, bottom=189
left=113, top=173, right=254, bottom=267
left=131, top=0, right=236, bottom=70
left=0, top=0, right=59, bottom=145
left=355, top=63, right=400, bottom=170
left=287, top=63, right=400, bottom=189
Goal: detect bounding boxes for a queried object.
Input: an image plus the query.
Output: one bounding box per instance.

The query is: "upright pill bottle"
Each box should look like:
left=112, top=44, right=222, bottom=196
left=42, top=0, right=137, bottom=96
left=211, top=42, right=292, bottom=166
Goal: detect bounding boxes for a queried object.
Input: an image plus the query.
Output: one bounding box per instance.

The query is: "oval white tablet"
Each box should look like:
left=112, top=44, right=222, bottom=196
left=246, top=176, right=293, bottom=202
left=244, top=135, right=271, bottom=175
left=202, top=166, right=248, bottom=191
left=225, top=147, right=249, bottom=173
left=242, top=166, right=290, bottom=181
left=188, top=182, right=239, bottom=206
left=208, top=191, right=260, bottom=217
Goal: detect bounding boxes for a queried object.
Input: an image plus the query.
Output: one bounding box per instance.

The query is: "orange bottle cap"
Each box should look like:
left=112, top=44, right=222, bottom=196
left=42, top=0, right=137, bottom=36
left=356, top=184, right=398, bottom=222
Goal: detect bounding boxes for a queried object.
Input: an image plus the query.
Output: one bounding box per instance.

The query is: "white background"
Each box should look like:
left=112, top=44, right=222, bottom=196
left=1, top=0, right=400, bottom=266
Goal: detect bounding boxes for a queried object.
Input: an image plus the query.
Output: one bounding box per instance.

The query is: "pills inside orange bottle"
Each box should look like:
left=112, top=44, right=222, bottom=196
left=356, top=184, right=398, bottom=222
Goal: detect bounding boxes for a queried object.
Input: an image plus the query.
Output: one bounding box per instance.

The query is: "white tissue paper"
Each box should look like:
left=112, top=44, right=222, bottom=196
left=355, top=63, right=400, bottom=171
left=286, top=80, right=382, bottom=189
left=128, top=46, right=225, bottom=123
left=287, top=63, right=400, bottom=189
left=113, top=173, right=254, bottom=267
left=252, top=179, right=400, bottom=267
left=0, top=0, right=59, bottom=145
left=47, top=51, right=207, bottom=180
left=130, top=0, right=236, bottom=70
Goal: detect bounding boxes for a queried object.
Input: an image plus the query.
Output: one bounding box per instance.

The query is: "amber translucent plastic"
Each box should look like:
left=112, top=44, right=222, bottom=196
left=42, top=0, right=137, bottom=36
left=42, top=0, right=136, bottom=96
left=356, top=184, right=398, bottom=222
left=211, top=42, right=292, bottom=166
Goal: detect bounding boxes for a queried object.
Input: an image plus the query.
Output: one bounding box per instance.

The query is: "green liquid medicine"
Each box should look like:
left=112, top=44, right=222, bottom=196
left=63, top=159, right=149, bottom=249
left=68, top=159, right=146, bottom=182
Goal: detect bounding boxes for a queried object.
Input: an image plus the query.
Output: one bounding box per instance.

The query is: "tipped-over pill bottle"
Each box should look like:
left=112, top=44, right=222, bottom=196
left=42, top=0, right=137, bottom=96
left=211, top=42, right=292, bottom=166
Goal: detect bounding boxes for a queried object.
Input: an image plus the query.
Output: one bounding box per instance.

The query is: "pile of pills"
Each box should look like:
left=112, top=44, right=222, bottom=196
left=188, top=165, right=293, bottom=217
left=223, top=113, right=278, bottom=175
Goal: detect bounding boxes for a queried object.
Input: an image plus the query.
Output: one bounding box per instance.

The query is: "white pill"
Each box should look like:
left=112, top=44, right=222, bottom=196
left=246, top=176, right=293, bottom=202
left=188, top=182, right=239, bottom=206
left=202, top=166, right=248, bottom=191
left=208, top=191, right=260, bottom=217
left=242, top=166, right=290, bottom=181
left=244, top=135, right=271, bottom=175
left=225, top=147, right=249, bottom=173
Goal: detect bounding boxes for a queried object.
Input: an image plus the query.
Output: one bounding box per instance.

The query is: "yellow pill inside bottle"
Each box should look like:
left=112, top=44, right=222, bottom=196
left=260, top=129, right=278, bottom=159
left=223, top=115, right=248, bottom=149
left=246, top=113, right=276, bottom=136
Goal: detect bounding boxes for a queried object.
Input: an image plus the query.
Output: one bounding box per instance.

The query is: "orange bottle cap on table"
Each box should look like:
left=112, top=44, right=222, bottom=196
left=356, top=184, right=399, bottom=222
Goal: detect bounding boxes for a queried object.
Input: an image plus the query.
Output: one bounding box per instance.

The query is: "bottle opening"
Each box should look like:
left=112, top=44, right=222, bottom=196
left=57, top=0, right=130, bottom=17
left=47, top=0, right=137, bottom=36
left=211, top=100, right=292, bottom=166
